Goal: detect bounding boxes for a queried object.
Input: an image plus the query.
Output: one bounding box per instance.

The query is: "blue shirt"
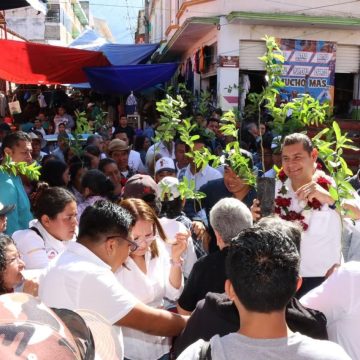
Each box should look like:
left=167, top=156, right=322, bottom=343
left=0, top=171, right=33, bottom=235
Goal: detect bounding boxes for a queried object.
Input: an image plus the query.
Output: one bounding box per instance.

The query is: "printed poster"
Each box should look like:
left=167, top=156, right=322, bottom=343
left=276, top=39, right=336, bottom=106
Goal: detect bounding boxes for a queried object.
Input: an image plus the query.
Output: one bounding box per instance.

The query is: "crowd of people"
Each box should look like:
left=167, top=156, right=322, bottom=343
left=0, top=97, right=359, bottom=360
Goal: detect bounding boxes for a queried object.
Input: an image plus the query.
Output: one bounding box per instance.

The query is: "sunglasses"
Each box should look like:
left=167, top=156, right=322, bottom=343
left=106, top=235, right=139, bottom=252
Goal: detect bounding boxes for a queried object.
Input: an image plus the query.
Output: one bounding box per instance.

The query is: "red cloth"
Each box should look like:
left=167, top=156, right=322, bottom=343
left=0, top=39, right=110, bottom=84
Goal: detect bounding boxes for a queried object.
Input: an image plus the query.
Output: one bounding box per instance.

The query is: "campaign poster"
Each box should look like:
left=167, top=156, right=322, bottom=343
left=276, top=39, right=336, bottom=106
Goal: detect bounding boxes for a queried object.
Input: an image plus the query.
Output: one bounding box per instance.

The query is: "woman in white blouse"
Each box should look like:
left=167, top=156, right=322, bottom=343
left=12, top=184, right=78, bottom=269
left=118, top=198, right=187, bottom=360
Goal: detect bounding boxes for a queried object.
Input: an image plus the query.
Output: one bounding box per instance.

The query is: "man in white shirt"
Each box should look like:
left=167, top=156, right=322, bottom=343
left=178, top=135, right=222, bottom=191
left=300, top=261, right=360, bottom=360
left=39, top=200, right=187, bottom=358
left=113, top=129, right=146, bottom=173
left=252, top=133, right=342, bottom=297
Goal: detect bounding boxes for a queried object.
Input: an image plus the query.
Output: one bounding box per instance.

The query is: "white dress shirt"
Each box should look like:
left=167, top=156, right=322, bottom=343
left=13, top=219, right=74, bottom=269
left=275, top=178, right=342, bottom=277
left=116, top=238, right=183, bottom=360
left=178, top=164, right=222, bottom=191
left=301, top=262, right=360, bottom=360
left=39, top=242, right=138, bottom=360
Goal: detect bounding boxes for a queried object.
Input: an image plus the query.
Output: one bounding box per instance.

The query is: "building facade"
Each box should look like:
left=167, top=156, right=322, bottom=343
left=148, top=0, right=360, bottom=116
left=4, top=0, right=89, bottom=46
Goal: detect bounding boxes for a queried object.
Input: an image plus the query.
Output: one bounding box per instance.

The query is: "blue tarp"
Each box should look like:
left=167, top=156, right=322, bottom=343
left=84, top=63, right=178, bottom=94
left=69, top=29, right=159, bottom=65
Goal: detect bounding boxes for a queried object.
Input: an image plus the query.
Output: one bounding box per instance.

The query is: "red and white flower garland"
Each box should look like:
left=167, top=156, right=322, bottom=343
left=275, top=167, right=332, bottom=231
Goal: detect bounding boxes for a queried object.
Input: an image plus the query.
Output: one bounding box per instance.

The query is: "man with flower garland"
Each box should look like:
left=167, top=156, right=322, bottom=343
left=252, top=133, right=342, bottom=298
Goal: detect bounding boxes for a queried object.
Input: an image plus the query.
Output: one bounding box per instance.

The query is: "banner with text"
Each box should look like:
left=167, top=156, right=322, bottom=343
left=277, top=39, right=336, bottom=106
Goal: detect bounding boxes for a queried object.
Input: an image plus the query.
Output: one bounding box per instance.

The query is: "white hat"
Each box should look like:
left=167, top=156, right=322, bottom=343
left=155, top=157, right=176, bottom=174
left=158, top=176, right=181, bottom=201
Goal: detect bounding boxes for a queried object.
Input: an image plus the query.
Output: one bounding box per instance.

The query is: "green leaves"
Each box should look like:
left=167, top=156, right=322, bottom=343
left=313, top=121, right=359, bottom=214
left=0, top=155, right=41, bottom=181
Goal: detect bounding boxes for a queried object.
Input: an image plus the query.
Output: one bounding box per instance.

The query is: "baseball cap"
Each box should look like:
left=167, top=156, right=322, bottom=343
left=158, top=176, right=181, bottom=201
left=108, top=139, right=129, bottom=154
left=0, top=202, right=15, bottom=216
left=155, top=157, right=176, bottom=175
left=123, top=174, right=158, bottom=201
left=0, top=293, right=121, bottom=360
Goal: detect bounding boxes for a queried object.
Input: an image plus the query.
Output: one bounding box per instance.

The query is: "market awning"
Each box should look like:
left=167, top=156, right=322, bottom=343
left=84, top=63, right=178, bottom=94
left=0, top=39, right=110, bottom=84
left=0, top=0, right=47, bottom=13
left=69, top=30, right=160, bottom=65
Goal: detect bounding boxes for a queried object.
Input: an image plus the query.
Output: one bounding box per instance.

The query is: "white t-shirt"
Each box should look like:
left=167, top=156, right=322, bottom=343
left=300, top=261, right=360, bottom=360
left=116, top=238, right=183, bottom=360
left=178, top=164, right=222, bottom=191
left=39, top=242, right=138, bottom=360
left=275, top=178, right=342, bottom=277
left=159, top=217, right=197, bottom=278
left=13, top=219, right=74, bottom=269
left=128, top=149, right=146, bottom=173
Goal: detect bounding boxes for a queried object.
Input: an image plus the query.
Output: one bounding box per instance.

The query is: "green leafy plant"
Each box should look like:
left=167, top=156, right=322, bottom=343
left=312, top=122, right=359, bottom=214
left=219, top=110, right=256, bottom=187
left=178, top=177, right=206, bottom=202
left=0, top=155, right=41, bottom=181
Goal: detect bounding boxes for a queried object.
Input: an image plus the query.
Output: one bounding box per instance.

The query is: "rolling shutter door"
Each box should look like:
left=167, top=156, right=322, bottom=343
left=336, top=45, right=360, bottom=73
left=239, top=40, right=265, bottom=71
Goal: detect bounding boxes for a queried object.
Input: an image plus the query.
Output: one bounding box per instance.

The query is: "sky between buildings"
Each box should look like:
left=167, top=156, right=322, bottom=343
left=89, top=0, right=144, bottom=44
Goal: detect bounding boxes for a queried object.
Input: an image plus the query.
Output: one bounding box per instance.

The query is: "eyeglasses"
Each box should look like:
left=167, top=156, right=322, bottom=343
left=106, top=235, right=139, bottom=252
left=133, top=233, right=155, bottom=246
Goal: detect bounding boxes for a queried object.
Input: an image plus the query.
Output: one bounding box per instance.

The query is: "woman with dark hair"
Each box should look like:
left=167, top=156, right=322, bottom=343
left=77, top=169, right=114, bottom=220
left=39, top=159, right=70, bottom=187
left=12, top=184, right=77, bottom=269
left=117, top=198, right=187, bottom=360
left=0, top=234, right=38, bottom=295
left=68, top=161, right=89, bottom=204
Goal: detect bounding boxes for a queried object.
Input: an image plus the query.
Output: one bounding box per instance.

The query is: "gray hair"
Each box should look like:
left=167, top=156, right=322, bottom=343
left=210, top=198, right=253, bottom=244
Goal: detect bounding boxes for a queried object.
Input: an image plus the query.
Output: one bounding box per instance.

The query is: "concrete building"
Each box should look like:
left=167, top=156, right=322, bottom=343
left=148, top=0, right=360, bottom=114
left=5, top=0, right=89, bottom=46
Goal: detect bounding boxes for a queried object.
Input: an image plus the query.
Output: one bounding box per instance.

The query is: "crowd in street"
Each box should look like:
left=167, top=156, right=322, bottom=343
left=0, top=94, right=359, bottom=360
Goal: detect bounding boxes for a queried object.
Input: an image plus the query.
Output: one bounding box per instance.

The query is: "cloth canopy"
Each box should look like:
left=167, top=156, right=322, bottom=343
left=84, top=63, right=178, bottom=94
left=70, top=29, right=159, bottom=65
left=0, top=40, right=110, bottom=84
left=68, top=29, right=108, bottom=51
left=0, top=0, right=47, bottom=13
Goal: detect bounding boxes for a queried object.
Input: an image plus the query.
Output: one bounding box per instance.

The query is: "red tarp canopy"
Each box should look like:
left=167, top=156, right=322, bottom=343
left=0, top=39, right=110, bottom=84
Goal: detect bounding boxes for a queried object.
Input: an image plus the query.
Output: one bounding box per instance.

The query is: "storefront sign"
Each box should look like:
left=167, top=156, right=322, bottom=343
left=219, top=56, right=239, bottom=68
left=277, top=39, right=336, bottom=106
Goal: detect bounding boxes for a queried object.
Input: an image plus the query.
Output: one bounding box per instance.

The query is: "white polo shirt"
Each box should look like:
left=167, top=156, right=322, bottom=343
left=39, top=241, right=138, bottom=358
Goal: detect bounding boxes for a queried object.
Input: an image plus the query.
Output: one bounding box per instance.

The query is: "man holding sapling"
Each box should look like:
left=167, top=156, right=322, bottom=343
left=252, top=133, right=342, bottom=297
